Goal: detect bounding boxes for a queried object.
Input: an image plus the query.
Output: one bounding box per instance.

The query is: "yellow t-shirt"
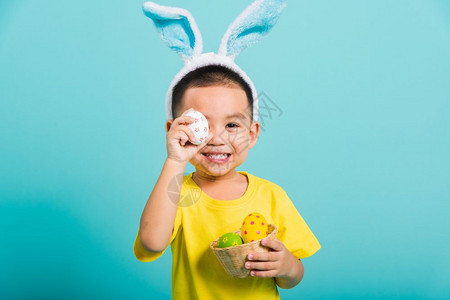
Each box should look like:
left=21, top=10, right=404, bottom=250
left=134, top=171, right=321, bottom=300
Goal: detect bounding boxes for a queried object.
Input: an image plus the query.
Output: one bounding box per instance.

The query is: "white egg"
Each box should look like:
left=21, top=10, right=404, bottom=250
left=185, top=110, right=209, bottom=145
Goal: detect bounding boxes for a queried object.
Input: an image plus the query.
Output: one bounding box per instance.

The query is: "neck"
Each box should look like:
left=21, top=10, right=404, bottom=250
left=192, top=169, right=241, bottom=185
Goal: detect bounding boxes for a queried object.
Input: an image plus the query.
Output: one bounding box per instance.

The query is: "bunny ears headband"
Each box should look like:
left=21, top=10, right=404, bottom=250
left=142, top=0, right=287, bottom=122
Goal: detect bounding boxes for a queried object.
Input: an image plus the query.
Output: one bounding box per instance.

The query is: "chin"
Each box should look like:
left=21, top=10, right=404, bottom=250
left=191, top=161, right=236, bottom=177
left=200, top=165, right=234, bottom=177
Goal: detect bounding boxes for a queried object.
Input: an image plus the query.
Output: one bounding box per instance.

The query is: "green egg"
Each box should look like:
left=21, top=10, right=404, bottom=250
left=217, top=232, right=243, bottom=248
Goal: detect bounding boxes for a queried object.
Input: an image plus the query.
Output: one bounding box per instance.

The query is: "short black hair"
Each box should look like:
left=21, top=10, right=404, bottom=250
left=171, top=65, right=253, bottom=120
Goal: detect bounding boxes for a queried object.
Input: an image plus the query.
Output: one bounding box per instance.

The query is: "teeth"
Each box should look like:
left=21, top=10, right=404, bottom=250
left=206, top=154, right=228, bottom=159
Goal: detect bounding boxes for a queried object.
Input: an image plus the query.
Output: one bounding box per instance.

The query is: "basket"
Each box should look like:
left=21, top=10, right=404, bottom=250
left=210, top=224, right=277, bottom=278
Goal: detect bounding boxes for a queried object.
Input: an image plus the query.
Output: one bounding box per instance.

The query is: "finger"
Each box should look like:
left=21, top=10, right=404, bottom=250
left=250, top=270, right=277, bottom=278
left=247, top=251, right=277, bottom=262
left=245, top=261, right=277, bottom=271
left=172, top=130, right=189, bottom=146
left=168, top=125, right=195, bottom=145
left=175, top=125, right=196, bottom=144
left=172, top=115, right=195, bottom=127
left=261, top=238, right=284, bottom=252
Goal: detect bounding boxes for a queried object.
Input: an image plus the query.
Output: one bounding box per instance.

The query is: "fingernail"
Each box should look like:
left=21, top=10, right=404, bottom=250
left=261, top=239, right=267, bottom=245
left=248, top=254, right=253, bottom=260
left=245, top=262, right=250, bottom=269
left=250, top=271, right=255, bottom=276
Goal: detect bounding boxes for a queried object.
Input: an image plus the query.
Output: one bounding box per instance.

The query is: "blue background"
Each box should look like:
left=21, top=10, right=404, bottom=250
left=1, top=0, right=449, bottom=299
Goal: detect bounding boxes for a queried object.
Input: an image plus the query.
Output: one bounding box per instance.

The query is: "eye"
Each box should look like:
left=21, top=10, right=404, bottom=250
left=226, top=123, right=239, bottom=129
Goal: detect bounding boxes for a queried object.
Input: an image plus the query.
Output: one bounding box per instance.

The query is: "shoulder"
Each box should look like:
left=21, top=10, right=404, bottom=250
left=243, top=171, right=287, bottom=196
left=244, top=172, right=300, bottom=220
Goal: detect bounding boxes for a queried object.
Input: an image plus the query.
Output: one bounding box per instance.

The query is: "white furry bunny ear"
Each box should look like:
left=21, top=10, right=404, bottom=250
left=142, top=2, right=203, bottom=60
left=218, top=0, right=287, bottom=59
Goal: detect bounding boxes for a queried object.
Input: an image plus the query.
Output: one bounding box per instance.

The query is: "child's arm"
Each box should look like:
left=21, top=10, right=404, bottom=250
left=138, top=158, right=186, bottom=252
left=274, top=259, right=304, bottom=289
left=138, top=108, right=212, bottom=252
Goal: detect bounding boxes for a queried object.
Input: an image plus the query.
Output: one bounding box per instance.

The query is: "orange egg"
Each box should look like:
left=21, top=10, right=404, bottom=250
left=240, top=212, right=268, bottom=243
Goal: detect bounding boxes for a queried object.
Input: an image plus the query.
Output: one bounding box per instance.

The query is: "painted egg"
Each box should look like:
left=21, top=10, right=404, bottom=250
left=217, top=232, right=244, bottom=248
left=240, top=212, right=269, bottom=243
left=185, top=110, right=209, bottom=145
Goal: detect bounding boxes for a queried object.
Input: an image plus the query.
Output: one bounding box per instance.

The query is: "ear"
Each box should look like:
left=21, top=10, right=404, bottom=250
left=143, top=2, right=203, bottom=60
left=166, top=119, right=173, bottom=132
left=248, top=121, right=260, bottom=149
left=218, top=0, right=287, bottom=59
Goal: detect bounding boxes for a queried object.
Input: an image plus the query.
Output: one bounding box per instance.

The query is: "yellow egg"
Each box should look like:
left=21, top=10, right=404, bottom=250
left=240, top=212, right=268, bottom=243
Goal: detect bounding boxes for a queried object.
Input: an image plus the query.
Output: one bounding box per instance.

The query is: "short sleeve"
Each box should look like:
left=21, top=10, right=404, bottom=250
left=275, top=190, right=321, bottom=259
left=133, top=205, right=182, bottom=262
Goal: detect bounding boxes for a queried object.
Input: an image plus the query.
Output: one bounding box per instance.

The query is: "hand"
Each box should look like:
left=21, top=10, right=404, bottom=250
left=166, top=108, right=212, bottom=164
left=245, top=238, right=299, bottom=278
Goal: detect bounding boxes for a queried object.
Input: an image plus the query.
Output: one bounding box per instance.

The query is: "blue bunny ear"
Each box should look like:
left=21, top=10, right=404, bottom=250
left=143, top=2, right=203, bottom=60
left=218, top=0, right=287, bottom=59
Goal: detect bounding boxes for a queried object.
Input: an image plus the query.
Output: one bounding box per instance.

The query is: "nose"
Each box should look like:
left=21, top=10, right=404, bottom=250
left=207, top=125, right=225, bottom=146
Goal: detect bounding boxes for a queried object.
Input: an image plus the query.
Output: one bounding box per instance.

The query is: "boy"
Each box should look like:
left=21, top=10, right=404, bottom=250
left=134, top=65, right=321, bottom=299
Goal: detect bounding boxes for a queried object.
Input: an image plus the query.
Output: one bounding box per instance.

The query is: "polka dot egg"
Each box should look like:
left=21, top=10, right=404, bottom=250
left=185, top=110, right=209, bottom=145
left=240, top=212, right=268, bottom=243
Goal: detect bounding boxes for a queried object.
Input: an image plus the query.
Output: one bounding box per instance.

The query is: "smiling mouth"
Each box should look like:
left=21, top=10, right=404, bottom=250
left=202, top=153, right=231, bottom=160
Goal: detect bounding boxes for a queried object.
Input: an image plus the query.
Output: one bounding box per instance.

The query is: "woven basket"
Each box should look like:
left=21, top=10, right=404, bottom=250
left=210, top=224, right=277, bottom=278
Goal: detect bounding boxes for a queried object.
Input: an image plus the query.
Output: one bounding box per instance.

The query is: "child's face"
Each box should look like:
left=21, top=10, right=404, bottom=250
left=179, top=85, right=259, bottom=179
